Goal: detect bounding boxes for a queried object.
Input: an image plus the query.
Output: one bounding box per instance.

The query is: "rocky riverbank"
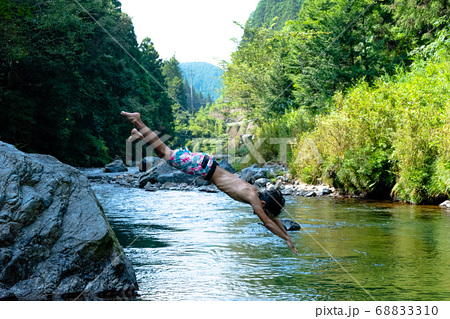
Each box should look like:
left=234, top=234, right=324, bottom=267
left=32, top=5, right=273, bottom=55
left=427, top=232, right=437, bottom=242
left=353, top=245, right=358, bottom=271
left=81, top=157, right=337, bottom=198
left=83, top=157, right=450, bottom=208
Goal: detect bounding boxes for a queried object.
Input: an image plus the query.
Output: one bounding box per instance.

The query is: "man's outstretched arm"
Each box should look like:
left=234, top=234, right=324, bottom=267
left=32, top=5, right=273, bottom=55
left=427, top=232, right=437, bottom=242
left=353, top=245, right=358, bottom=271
left=271, top=216, right=298, bottom=255
left=252, top=204, right=298, bottom=255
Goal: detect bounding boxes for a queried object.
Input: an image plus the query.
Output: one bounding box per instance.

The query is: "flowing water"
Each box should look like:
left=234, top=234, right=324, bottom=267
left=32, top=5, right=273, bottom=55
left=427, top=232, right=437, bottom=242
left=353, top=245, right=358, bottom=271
left=92, top=183, right=450, bottom=301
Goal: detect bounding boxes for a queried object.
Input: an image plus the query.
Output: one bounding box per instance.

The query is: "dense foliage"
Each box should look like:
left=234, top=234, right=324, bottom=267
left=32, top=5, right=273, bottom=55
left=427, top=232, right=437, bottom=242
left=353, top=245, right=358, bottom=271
left=162, top=56, right=189, bottom=147
left=0, top=0, right=173, bottom=166
left=220, top=0, right=450, bottom=203
left=245, top=0, right=305, bottom=30
left=292, top=36, right=450, bottom=203
left=223, top=0, right=441, bottom=118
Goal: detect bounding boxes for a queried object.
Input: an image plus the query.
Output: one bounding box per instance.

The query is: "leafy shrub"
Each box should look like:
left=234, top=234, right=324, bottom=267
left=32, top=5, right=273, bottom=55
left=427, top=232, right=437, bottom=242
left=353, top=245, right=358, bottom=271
left=251, top=108, right=314, bottom=165
left=291, top=52, right=450, bottom=203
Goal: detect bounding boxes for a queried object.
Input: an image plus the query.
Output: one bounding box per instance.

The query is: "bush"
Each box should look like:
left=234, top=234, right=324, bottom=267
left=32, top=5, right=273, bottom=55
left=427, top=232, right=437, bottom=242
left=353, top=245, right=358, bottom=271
left=391, top=59, right=450, bottom=203
left=250, top=108, right=314, bottom=165
left=291, top=54, right=450, bottom=203
left=291, top=83, right=396, bottom=194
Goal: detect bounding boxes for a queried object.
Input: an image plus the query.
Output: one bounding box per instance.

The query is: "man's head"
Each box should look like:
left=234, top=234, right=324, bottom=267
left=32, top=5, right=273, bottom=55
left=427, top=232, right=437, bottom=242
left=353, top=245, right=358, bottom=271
left=258, top=189, right=285, bottom=218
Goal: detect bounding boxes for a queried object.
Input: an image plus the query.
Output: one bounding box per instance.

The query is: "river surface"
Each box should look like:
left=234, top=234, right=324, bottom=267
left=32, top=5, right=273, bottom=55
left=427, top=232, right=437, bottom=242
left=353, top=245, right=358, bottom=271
left=91, top=183, right=450, bottom=301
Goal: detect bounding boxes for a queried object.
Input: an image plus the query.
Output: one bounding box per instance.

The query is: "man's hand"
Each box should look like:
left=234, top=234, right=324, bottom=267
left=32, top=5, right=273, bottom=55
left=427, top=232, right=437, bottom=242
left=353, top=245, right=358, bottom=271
left=250, top=198, right=299, bottom=255
left=286, top=239, right=298, bottom=255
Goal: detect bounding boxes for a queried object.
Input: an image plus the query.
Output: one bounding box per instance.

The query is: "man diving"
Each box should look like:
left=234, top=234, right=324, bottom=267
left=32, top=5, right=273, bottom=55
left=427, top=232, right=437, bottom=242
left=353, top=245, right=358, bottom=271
left=122, top=111, right=298, bottom=255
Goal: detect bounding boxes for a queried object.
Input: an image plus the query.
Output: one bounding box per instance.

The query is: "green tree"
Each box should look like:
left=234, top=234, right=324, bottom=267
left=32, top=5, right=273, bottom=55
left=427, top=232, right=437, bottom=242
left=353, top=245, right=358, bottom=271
left=0, top=0, right=36, bottom=148
left=162, top=56, right=189, bottom=146
left=162, top=56, right=188, bottom=109
left=185, top=104, right=228, bottom=154
left=139, top=37, right=173, bottom=134
left=245, top=0, right=305, bottom=30
left=0, top=0, right=174, bottom=166
left=390, top=0, right=450, bottom=45
left=205, top=93, right=213, bottom=105
left=287, top=0, right=400, bottom=112
left=222, top=24, right=294, bottom=119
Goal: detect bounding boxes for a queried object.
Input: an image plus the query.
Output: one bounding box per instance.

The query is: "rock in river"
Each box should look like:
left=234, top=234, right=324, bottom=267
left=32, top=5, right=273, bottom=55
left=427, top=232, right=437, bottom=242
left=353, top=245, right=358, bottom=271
left=280, top=219, right=301, bottom=231
left=0, top=142, right=137, bottom=300
left=218, top=159, right=236, bottom=174
left=240, top=164, right=268, bottom=184
left=258, top=219, right=301, bottom=231
left=139, top=156, right=207, bottom=187
left=439, top=200, right=450, bottom=208
left=139, top=156, right=165, bottom=172
left=103, top=159, right=128, bottom=173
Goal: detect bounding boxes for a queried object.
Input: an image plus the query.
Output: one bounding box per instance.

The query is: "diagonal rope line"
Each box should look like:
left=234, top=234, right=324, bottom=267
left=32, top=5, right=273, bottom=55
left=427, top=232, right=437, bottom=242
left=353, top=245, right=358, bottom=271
left=74, top=145, right=201, bottom=300
left=266, top=191, right=377, bottom=301
left=71, top=0, right=377, bottom=301
left=249, top=2, right=377, bottom=297
left=67, top=0, right=201, bottom=300
left=262, top=0, right=376, bottom=113
left=72, top=0, right=190, bottom=115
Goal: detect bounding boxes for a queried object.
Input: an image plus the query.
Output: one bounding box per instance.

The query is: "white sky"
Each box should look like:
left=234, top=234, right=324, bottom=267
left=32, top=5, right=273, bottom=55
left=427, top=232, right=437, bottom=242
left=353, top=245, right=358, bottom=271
left=119, top=0, right=261, bottom=65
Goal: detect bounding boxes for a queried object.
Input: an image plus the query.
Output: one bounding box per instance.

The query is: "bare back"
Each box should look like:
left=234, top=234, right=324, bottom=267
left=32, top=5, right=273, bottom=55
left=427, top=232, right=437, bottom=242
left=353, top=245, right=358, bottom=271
left=121, top=111, right=298, bottom=254
left=210, top=166, right=260, bottom=204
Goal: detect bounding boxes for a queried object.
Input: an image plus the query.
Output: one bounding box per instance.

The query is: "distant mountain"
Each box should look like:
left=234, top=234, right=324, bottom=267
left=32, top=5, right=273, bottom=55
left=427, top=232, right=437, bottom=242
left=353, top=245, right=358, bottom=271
left=179, top=62, right=223, bottom=102
left=246, top=0, right=304, bottom=30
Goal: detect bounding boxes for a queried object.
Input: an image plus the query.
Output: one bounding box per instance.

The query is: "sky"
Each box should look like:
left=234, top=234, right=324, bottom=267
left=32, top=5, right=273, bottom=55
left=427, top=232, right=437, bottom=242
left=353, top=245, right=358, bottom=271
left=119, top=0, right=261, bottom=66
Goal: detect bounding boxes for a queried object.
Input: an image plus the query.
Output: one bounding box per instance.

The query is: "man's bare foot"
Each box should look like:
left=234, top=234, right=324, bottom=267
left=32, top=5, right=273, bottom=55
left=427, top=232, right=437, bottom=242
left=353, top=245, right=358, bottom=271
left=128, top=128, right=144, bottom=142
left=121, top=111, right=143, bottom=129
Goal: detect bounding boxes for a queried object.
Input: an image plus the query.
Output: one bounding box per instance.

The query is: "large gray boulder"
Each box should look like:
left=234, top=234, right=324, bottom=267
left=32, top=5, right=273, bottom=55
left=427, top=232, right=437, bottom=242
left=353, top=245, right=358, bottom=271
left=139, top=156, right=165, bottom=172
left=103, top=159, right=128, bottom=173
left=218, top=159, right=236, bottom=174
left=138, top=158, right=199, bottom=187
left=241, top=164, right=268, bottom=184
left=0, top=142, right=137, bottom=300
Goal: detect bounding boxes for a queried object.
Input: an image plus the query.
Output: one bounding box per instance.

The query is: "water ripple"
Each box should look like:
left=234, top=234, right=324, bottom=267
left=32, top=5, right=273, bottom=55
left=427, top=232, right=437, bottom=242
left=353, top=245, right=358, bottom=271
left=92, top=183, right=450, bottom=301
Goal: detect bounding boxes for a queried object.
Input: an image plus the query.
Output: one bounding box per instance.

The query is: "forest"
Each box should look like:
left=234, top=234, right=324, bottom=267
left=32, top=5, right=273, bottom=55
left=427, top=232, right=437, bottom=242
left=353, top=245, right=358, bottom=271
left=0, top=0, right=223, bottom=166
left=0, top=0, right=173, bottom=166
left=245, top=0, right=304, bottom=30
left=1, top=0, right=450, bottom=204
left=220, top=0, right=450, bottom=204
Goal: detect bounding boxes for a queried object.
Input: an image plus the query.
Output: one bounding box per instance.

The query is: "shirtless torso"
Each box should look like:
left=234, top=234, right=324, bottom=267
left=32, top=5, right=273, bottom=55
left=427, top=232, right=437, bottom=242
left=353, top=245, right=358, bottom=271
left=121, top=111, right=298, bottom=254
left=210, top=166, right=257, bottom=204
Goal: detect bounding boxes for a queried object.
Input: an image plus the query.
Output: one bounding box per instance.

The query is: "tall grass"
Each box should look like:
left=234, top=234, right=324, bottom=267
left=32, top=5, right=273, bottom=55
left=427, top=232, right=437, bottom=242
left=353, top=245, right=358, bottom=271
left=248, top=108, right=314, bottom=165
left=291, top=55, right=450, bottom=203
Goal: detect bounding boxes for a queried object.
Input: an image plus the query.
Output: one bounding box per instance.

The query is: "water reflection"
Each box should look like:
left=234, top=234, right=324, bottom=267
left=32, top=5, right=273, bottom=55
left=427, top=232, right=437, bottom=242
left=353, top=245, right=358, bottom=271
left=92, top=184, right=450, bottom=301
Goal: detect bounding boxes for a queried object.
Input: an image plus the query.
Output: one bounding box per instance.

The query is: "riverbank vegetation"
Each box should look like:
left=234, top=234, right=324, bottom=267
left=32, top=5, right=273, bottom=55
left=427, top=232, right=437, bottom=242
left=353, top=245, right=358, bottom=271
left=1, top=0, right=449, bottom=204
left=219, top=0, right=450, bottom=204
left=291, top=47, right=450, bottom=203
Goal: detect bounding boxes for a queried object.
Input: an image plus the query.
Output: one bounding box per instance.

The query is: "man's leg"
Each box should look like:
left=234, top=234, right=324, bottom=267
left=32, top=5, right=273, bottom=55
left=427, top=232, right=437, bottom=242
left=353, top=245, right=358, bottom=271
left=121, top=111, right=173, bottom=161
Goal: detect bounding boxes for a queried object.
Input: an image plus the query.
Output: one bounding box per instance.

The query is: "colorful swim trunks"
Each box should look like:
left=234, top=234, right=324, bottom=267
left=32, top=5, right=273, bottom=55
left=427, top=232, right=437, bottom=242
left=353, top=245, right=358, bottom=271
left=167, top=147, right=218, bottom=180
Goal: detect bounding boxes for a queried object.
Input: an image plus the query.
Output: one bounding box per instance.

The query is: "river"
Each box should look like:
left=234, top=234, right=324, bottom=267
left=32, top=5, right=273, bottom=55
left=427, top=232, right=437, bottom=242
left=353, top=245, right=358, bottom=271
left=91, top=183, right=450, bottom=301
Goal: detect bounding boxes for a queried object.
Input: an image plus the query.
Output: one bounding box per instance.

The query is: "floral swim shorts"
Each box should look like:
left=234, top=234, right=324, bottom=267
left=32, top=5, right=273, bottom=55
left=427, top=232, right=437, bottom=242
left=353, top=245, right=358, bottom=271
left=167, top=147, right=218, bottom=180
